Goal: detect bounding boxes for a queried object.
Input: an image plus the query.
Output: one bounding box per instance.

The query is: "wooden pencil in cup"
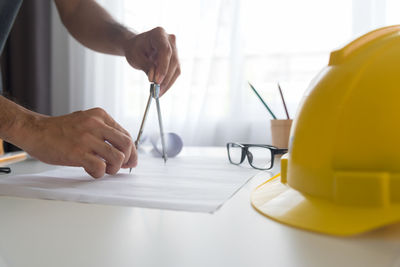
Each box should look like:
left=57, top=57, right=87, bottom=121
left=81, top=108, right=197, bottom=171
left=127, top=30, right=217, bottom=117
left=277, top=83, right=290, bottom=119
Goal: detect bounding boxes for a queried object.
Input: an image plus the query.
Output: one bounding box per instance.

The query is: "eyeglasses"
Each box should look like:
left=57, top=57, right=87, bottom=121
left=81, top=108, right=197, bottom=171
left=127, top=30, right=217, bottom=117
left=226, top=143, right=288, bottom=170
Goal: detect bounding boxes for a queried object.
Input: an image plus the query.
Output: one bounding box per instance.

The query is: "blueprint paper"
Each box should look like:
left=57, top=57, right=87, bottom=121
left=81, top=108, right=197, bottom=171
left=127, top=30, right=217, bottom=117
left=0, top=152, right=257, bottom=213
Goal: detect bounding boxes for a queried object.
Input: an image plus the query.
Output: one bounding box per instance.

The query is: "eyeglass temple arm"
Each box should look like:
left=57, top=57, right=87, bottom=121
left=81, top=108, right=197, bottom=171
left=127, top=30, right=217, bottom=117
left=275, top=148, right=288, bottom=154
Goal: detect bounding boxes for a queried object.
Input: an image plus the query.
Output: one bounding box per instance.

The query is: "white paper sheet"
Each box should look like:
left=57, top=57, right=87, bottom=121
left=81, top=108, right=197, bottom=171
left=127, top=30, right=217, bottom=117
left=0, top=151, right=257, bottom=213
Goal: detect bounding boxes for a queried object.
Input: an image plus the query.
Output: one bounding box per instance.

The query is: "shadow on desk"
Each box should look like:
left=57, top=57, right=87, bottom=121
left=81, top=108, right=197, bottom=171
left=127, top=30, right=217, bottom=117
left=358, top=221, right=400, bottom=240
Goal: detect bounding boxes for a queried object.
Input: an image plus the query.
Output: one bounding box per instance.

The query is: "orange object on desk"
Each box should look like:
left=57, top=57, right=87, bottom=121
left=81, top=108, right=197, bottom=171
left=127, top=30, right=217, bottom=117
left=0, top=139, right=4, bottom=156
left=0, top=151, right=27, bottom=163
left=0, top=139, right=27, bottom=163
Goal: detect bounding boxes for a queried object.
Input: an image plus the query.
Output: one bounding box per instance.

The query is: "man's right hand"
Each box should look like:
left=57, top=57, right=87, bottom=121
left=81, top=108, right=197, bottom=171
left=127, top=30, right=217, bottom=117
left=15, top=107, right=137, bottom=178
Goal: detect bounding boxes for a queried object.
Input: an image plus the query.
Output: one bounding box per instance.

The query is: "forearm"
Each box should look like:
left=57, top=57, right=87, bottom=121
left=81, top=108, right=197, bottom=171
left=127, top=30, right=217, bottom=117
left=0, top=96, right=41, bottom=146
left=54, top=0, right=135, bottom=56
left=54, top=0, right=181, bottom=93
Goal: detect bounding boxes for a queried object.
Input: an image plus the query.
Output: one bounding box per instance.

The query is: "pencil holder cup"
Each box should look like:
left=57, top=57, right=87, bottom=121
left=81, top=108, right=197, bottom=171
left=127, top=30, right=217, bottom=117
left=270, top=119, right=293, bottom=149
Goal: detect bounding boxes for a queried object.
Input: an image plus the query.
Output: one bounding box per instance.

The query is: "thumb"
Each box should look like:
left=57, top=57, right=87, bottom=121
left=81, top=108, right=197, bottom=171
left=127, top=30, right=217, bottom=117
left=147, top=67, right=155, bottom=83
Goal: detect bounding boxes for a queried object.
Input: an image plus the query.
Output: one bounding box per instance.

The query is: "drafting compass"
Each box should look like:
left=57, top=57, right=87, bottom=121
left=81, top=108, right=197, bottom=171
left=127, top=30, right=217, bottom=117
left=130, top=83, right=168, bottom=173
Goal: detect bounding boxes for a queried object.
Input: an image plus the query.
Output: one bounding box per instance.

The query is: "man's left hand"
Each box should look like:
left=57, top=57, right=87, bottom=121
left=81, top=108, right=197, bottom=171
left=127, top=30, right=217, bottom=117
left=123, top=27, right=181, bottom=96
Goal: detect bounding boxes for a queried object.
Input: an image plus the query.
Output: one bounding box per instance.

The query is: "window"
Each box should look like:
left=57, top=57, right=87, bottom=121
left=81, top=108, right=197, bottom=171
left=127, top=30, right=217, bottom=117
left=61, top=0, right=400, bottom=145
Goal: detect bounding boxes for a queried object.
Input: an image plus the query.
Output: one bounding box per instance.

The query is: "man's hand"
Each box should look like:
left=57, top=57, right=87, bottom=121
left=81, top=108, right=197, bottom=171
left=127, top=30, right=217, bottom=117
left=55, top=1, right=181, bottom=94
left=15, top=108, right=137, bottom=178
left=123, top=27, right=181, bottom=96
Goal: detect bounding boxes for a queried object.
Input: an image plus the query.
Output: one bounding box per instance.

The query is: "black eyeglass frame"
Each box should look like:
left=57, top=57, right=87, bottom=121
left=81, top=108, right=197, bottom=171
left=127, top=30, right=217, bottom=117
left=226, top=142, right=288, bottom=170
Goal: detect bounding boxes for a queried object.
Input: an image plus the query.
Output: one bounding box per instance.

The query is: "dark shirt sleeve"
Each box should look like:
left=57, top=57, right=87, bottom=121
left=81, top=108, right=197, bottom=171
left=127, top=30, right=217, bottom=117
left=0, top=0, right=23, bottom=94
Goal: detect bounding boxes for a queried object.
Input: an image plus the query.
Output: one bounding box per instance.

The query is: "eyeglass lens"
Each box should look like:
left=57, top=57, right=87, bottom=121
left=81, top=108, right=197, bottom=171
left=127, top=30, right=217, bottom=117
left=228, top=143, right=243, bottom=164
left=247, top=146, right=272, bottom=169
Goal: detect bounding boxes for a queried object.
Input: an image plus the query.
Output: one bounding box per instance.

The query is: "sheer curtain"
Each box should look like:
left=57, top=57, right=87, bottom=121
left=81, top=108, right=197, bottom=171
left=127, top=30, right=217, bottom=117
left=63, top=0, right=400, bottom=146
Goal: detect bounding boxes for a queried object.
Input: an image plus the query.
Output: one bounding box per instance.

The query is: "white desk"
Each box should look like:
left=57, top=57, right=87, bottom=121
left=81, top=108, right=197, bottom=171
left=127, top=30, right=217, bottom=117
left=0, top=147, right=399, bottom=267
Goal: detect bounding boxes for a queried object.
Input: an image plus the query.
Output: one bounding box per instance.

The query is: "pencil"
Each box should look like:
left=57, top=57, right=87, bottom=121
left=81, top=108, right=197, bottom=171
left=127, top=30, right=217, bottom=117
left=277, top=83, right=290, bottom=119
left=0, top=151, right=27, bottom=164
left=248, top=82, right=277, bottom=119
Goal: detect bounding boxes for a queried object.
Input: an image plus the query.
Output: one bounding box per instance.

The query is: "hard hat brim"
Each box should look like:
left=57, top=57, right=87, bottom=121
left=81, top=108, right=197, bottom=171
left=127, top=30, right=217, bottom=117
left=251, top=175, right=400, bottom=236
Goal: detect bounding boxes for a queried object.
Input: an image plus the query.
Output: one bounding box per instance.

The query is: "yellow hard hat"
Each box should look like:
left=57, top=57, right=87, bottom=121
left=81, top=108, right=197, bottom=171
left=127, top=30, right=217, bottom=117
left=251, top=25, right=400, bottom=236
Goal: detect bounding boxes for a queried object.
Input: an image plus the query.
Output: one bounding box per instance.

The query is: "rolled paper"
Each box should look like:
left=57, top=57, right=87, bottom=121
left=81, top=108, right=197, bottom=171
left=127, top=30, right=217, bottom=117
left=150, top=132, right=183, bottom=158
